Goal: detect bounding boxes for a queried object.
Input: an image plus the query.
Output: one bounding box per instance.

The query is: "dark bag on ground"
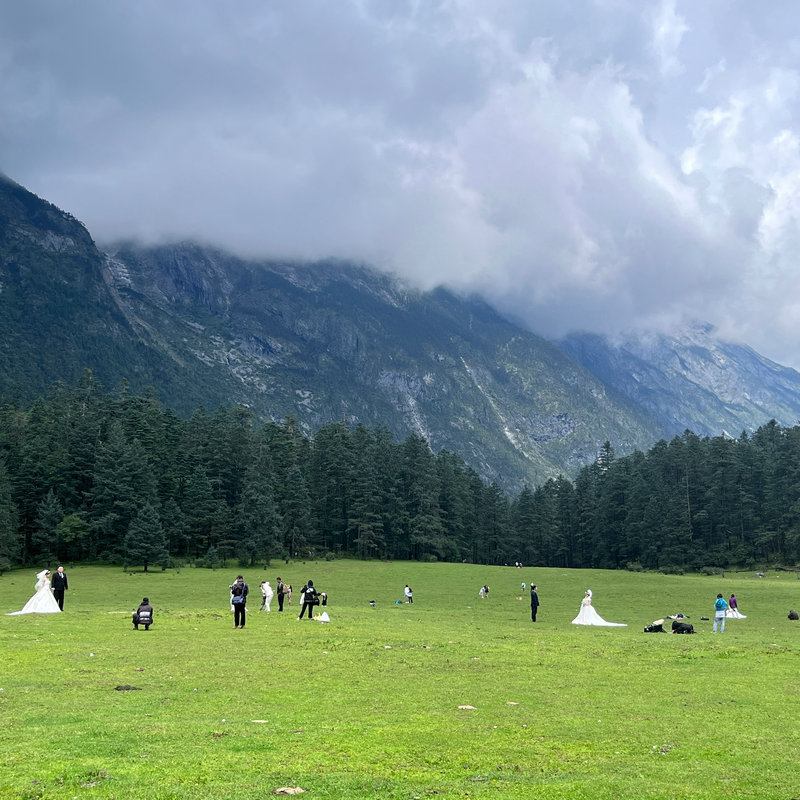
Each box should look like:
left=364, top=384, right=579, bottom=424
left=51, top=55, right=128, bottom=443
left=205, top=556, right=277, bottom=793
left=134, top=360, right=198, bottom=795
left=789, top=610, right=799, bottom=620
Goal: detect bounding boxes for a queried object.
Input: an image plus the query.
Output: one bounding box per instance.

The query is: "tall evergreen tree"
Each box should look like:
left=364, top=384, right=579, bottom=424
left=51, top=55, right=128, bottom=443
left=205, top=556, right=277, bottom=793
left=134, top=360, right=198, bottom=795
left=125, top=503, right=169, bottom=572
left=236, top=449, right=281, bottom=565
left=0, top=458, right=19, bottom=572
left=32, top=488, right=63, bottom=560
left=282, top=465, right=312, bottom=558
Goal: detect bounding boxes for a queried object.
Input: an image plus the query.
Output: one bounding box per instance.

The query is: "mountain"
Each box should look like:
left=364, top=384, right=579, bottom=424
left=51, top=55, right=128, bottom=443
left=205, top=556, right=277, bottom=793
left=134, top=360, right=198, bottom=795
left=1, top=175, right=667, bottom=489
left=0, top=173, right=235, bottom=410
left=558, top=325, right=800, bottom=437
left=3, top=173, right=800, bottom=490
left=102, top=241, right=666, bottom=488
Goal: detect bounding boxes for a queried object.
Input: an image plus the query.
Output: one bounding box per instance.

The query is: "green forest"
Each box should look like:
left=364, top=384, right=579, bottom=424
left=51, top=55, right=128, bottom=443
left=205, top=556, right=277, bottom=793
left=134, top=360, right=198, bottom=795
left=1, top=371, right=799, bottom=573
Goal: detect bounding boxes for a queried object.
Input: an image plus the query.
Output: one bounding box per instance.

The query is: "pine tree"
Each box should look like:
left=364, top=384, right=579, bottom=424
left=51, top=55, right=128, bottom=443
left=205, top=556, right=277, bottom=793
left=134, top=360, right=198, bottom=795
left=124, top=503, right=169, bottom=572
left=88, top=422, right=158, bottom=560
left=182, top=465, right=217, bottom=558
left=282, top=465, right=312, bottom=558
left=236, top=449, right=281, bottom=566
left=0, top=458, right=20, bottom=572
left=32, top=488, right=63, bottom=560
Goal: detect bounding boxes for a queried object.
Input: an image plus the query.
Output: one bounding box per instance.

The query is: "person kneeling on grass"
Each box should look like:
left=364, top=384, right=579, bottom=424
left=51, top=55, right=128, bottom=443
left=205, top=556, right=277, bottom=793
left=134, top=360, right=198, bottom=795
left=133, top=597, right=154, bottom=630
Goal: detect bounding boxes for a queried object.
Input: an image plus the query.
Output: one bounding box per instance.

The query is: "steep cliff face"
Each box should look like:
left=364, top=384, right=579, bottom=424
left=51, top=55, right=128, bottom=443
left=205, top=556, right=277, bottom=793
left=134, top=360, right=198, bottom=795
left=103, top=242, right=664, bottom=488
left=558, top=325, right=800, bottom=437
left=0, top=177, right=247, bottom=414
left=0, top=174, right=128, bottom=398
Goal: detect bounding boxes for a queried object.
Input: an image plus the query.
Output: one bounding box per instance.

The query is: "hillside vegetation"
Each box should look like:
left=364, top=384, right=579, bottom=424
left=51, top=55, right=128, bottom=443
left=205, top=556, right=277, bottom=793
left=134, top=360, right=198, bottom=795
left=2, top=382, right=800, bottom=573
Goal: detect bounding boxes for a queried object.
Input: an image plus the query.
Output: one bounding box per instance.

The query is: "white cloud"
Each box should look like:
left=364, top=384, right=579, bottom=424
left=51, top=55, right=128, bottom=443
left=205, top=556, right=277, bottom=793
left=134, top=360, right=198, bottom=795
left=2, top=1, right=800, bottom=366
left=650, top=0, right=689, bottom=77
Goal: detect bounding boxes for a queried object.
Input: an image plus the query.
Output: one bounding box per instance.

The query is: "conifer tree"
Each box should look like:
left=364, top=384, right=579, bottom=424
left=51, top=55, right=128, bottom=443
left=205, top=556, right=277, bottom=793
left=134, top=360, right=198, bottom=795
left=0, top=458, right=19, bottom=572
left=125, top=503, right=169, bottom=572
left=282, top=464, right=312, bottom=558
left=237, top=454, right=281, bottom=565
left=32, top=488, right=63, bottom=560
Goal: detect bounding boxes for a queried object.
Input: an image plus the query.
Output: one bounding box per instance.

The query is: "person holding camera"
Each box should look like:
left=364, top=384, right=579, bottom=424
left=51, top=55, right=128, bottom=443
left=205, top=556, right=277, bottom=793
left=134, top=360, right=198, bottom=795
left=132, top=597, right=154, bottom=630
left=230, top=575, right=249, bottom=629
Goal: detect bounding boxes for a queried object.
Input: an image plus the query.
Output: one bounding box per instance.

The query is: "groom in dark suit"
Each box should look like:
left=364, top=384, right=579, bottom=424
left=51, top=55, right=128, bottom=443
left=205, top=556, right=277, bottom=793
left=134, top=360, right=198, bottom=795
left=52, top=565, right=68, bottom=610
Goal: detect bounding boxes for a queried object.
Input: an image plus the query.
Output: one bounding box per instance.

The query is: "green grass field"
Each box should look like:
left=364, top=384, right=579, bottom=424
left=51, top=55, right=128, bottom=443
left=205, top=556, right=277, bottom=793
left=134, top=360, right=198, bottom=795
left=1, top=561, right=798, bottom=799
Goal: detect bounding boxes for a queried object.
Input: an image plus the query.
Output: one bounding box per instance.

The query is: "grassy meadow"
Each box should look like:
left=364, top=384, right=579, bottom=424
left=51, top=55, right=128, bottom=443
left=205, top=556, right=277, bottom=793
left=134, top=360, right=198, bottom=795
left=0, top=561, right=798, bottom=799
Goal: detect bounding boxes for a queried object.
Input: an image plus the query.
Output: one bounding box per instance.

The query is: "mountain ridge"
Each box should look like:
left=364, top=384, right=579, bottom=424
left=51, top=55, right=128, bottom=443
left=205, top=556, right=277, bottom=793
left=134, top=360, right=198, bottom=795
left=3, top=174, right=800, bottom=490
left=558, top=324, right=800, bottom=438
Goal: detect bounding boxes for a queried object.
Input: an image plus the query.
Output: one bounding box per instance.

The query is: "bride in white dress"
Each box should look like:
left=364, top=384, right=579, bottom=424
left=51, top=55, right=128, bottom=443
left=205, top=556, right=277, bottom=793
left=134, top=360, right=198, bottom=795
left=571, top=589, right=627, bottom=627
left=7, top=569, right=62, bottom=615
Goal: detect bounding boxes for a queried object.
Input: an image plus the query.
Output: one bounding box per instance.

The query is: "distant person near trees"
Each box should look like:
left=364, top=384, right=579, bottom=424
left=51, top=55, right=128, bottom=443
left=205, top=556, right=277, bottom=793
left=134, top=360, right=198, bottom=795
left=713, top=593, right=728, bottom=633
left=404, top=584, right=413, bottom=603
left=530, top=584, right=539, bottom=622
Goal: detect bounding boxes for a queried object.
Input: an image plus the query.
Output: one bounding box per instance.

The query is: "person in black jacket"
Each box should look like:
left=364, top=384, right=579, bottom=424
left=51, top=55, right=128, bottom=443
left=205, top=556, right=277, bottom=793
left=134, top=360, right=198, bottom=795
left=530, top=584, right=540, bottom=622
left=133, top=597, right=154, bottom=630
left=230, top=575, right=249, bottom=629
left=51, top=565, right=68, bottom=610
left=276, top=577, right=286, bottom=612
left=298, top=580, right=317, bottom=619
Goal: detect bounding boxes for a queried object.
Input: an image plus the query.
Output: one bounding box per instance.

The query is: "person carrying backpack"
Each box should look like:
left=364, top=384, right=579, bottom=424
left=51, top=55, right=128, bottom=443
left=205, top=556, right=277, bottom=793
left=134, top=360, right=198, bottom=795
left=298, top=580, right=318, bottom=620
left=713, top=593, right=728, bottom=633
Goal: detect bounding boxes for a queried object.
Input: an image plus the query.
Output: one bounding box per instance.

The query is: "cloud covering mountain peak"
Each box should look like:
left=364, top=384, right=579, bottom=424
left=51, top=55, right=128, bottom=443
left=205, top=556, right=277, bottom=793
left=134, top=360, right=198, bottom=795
left=3, top=1, right=800, bottom=366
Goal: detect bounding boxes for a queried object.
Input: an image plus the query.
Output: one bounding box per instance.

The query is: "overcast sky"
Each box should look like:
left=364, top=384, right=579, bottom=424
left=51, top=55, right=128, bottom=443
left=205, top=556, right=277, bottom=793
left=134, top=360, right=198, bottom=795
left=3, top=1, right=800, bottom=366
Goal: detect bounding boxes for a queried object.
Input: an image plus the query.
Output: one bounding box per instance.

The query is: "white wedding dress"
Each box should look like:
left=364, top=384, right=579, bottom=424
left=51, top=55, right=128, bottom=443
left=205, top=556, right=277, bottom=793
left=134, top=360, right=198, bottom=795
left=571, top=592, right=626, bottom=627
left=7, top=572, right=62, bottom=615
left=726, top=608, right=747, bottom=619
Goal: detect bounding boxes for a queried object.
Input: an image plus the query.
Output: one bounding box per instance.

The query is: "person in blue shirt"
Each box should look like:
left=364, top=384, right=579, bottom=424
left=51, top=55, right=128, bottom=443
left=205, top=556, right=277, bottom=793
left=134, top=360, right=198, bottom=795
left=713, top=593, right=728, bottom=633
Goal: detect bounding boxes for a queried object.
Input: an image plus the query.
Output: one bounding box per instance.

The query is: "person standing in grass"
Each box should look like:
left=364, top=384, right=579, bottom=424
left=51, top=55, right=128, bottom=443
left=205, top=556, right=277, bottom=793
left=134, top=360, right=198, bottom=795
left=405, top=584, right=413, bottom=603
left=51, top=565, right=68, bottom=611
left=530, top=584, right=539, bottom=622
left=230, top=575, right=249, bottom=629
left=261, top=581, right=274, bottom=612
left=298, top=580, right=317, bottom=619
left=713, top=593, right=727, bottom=633
left=276, top=577, right=285, bottom=612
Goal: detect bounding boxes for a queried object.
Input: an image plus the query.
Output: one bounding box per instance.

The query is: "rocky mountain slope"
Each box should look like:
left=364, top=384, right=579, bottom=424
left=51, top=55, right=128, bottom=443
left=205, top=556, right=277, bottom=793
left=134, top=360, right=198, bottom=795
left=3, top=173, right=800, bottom=489
left=558, top=325, right=800, bottom=438
left=102, top=240, right=663, bottom=488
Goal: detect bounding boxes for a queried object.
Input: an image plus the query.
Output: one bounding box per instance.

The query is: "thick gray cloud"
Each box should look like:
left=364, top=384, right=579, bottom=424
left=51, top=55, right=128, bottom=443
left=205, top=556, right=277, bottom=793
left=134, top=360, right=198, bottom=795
left=3, top=0, right=800, bottom=366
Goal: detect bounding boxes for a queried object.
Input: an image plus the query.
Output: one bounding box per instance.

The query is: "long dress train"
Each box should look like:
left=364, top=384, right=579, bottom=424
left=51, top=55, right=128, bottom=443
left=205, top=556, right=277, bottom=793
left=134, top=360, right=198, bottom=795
left=571, top=593, right=626, bottom=627
left=7, top=572, right=62, bottom=615
left=725, top=608, right=747, bottom=619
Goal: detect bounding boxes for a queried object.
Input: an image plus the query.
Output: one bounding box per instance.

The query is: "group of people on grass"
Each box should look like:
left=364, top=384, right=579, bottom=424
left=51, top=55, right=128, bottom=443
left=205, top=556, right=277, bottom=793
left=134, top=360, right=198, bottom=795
left=9, top=566, right=799, bottom=631
left=229, top=575, right=327, bottom=629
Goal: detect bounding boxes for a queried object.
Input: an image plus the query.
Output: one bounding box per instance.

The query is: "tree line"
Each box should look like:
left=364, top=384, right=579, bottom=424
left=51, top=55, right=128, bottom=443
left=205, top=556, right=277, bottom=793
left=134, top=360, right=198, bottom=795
left=0, top=373, right=798, bottom=572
